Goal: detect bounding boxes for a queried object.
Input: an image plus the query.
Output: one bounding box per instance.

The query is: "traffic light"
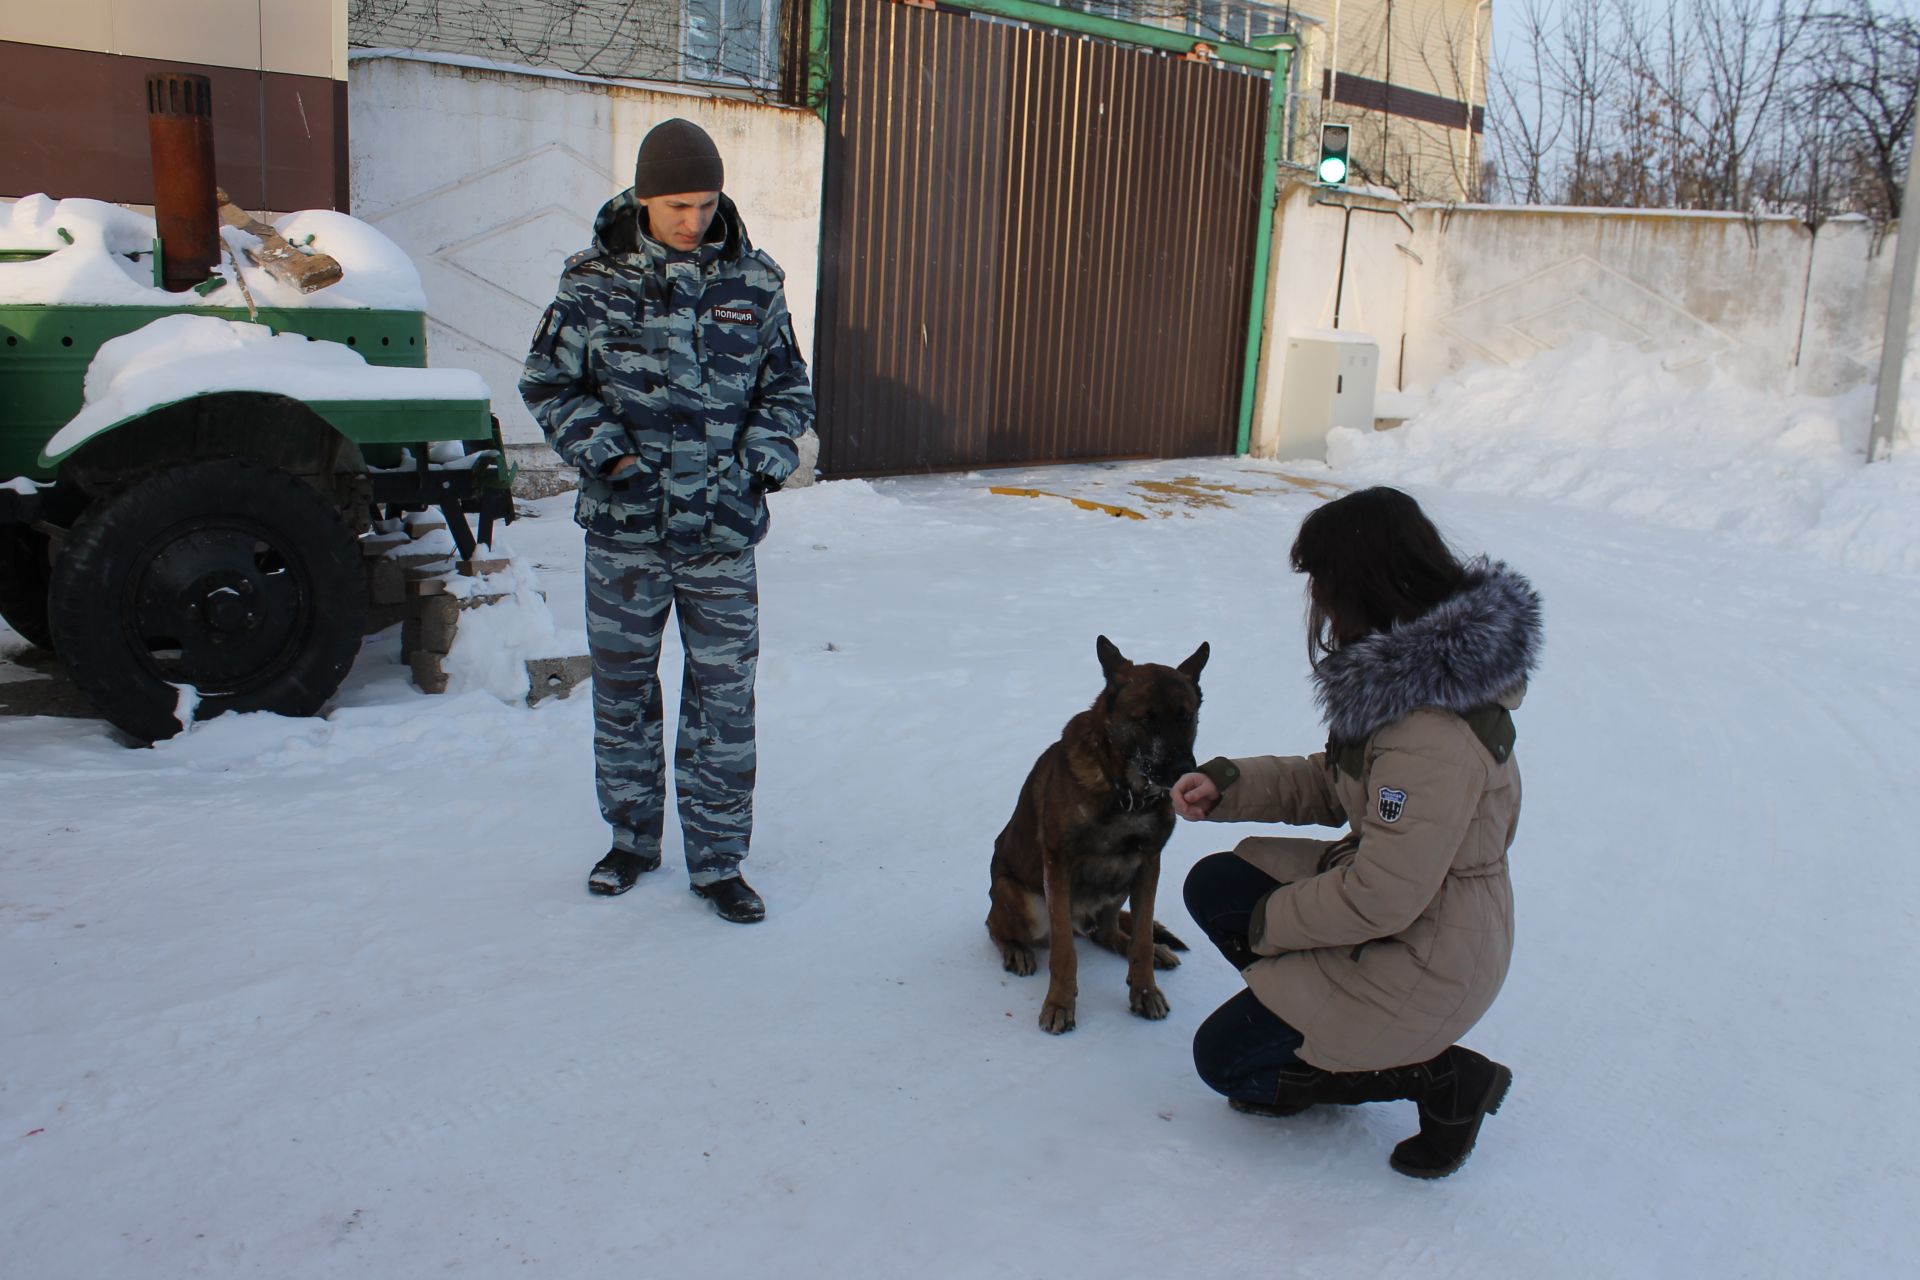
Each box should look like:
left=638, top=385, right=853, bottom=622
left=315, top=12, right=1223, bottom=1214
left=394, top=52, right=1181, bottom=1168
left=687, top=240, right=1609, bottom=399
left=1318, top=123, right=1351, bottom=186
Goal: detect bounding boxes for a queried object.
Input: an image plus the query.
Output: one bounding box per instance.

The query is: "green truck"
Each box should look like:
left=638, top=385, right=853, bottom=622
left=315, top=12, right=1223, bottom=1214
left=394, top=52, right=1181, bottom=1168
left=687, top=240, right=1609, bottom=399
left=0, top=206, right=511, bottom=742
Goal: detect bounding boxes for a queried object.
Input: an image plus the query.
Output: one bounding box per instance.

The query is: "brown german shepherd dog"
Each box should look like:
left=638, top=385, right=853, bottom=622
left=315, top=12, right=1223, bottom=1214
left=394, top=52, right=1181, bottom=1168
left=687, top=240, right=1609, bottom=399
left=987, top=636, right=1208, bottom=1034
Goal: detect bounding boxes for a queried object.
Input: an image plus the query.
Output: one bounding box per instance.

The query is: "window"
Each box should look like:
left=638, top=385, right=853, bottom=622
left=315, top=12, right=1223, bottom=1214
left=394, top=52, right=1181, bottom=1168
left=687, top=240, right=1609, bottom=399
left=1185, top=0, right=1291, bottom=46
left=684, top=0, right=780, bottom=88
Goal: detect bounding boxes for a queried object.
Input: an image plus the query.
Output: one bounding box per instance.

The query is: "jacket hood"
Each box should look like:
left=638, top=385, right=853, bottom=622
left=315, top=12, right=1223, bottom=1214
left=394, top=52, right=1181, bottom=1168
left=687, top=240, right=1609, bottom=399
left=1312, top=559, right=1542, bottom=744
left=590, top=189, right=749, bottom=263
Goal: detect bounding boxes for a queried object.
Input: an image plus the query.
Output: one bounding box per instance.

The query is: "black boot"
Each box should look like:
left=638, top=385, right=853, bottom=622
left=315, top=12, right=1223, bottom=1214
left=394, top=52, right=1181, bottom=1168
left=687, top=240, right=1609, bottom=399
left=1388, top=1046, right=1512, bottom=1179
left=587, top=848, right=661, bottom=896
left=692, top=875, right=765, bottom=923
left=1232, top=1061, right=1409, bottom=1118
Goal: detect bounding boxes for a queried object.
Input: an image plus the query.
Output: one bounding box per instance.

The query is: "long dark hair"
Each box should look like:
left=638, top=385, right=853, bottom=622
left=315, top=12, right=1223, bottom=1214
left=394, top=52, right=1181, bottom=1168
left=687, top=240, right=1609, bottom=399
left=1289, top=486, right=1469, bottom=665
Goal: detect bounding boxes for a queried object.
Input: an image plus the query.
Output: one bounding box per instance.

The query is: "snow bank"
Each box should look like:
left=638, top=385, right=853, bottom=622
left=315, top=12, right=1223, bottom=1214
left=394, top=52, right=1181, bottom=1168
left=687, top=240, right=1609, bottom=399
left=1325, top=334, right=1920, bottom=574
left=44, top=315, right=490, bottom=461
left=0, top=194, right=429, bottom=311
left=440, top=555, right=586, bottom=705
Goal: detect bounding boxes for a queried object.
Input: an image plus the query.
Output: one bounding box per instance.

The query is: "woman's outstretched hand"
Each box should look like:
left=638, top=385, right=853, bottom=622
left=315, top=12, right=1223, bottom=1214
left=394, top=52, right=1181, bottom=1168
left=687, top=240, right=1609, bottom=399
left=1171, top=772, right=1219, bottom=821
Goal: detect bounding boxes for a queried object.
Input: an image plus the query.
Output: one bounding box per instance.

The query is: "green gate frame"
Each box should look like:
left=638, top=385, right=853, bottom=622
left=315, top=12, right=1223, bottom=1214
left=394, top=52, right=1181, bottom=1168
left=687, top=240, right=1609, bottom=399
left=805, top=0, right=1296, bottom=457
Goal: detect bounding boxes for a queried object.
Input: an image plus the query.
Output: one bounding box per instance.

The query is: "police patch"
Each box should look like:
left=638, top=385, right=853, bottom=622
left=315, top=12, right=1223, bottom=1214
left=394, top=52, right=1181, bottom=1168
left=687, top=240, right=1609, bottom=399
left=1378, top=787, right=1407, bottom=823
left=711, top=305, right=756, bottom=325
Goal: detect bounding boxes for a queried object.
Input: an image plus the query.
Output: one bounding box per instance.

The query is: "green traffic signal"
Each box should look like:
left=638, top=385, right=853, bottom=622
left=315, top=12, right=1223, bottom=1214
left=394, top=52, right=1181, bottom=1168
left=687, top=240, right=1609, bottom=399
left=1319, top=123, right=1351, bottom=186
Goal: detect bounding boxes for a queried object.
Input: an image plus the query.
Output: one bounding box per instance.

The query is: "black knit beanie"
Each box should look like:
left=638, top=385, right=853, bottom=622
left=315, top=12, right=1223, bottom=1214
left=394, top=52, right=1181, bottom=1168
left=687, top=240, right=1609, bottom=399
left=633, top=119, right=725, bottom=197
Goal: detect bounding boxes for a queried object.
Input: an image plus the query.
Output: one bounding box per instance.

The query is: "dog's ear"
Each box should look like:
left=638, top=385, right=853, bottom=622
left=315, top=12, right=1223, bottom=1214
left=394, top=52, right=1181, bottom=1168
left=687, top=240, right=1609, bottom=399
left=1096, top=634, right=1130, bottom=681
left=1178, top=641, right=1210, bottom=680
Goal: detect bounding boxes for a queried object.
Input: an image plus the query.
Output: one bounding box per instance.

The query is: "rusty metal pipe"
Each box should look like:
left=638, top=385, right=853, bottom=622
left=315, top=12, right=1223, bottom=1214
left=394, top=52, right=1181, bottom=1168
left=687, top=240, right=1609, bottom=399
left=146, top=72, right=219, bottom=292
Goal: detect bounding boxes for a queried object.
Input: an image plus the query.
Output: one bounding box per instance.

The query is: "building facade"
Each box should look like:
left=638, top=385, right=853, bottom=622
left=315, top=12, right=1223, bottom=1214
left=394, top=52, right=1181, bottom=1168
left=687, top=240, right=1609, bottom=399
left=1, top=1, right=351, bottom=211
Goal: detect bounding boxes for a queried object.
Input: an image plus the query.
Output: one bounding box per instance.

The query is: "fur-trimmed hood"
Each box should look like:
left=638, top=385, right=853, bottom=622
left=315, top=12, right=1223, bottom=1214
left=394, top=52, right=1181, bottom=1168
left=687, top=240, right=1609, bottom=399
left=1313, top=559, right=1542, bottom=744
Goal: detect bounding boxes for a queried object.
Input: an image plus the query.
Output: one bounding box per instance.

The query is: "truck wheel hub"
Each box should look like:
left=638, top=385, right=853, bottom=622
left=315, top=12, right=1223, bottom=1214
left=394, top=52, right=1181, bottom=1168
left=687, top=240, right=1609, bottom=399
left=130, top=522, right=306, bottom=691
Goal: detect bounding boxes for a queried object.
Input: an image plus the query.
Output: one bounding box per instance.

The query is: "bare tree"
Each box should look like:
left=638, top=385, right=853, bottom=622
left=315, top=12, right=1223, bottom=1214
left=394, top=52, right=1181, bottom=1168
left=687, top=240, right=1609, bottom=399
left=1801, top=0, right=1920, bottom=222
left=1487, top=0, right=1568, bottom=203
left=1487, top=0, right=1916, bottom=222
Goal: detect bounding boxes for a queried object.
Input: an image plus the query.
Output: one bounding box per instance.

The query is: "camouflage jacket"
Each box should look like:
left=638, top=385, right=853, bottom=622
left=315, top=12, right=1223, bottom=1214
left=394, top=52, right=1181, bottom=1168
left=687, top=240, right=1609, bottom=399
left=519, top=190, right=812, bottom=548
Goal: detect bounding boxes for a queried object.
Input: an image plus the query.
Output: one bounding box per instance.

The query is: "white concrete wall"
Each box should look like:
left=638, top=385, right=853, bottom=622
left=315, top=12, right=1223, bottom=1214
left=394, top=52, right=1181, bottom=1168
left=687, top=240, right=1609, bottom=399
left=348, top=54, right=825, bottom=449
left=1251, top=181, right=1902, bottom=459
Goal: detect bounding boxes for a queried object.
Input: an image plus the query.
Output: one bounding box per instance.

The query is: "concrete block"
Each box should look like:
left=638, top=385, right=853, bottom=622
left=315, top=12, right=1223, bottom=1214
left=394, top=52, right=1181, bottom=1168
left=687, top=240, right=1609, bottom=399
left=367, top=558, right=407, bottom=606
left=408, top=650, right=449, bottom=694
left=526, top=655, right=592, bottom=706
left=402, top=594, right=461, bottom=657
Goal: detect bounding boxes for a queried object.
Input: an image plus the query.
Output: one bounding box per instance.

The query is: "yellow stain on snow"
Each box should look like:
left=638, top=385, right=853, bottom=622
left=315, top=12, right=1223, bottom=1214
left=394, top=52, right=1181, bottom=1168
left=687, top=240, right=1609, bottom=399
left=987, top=487, right=1148, bottom=520
left=989, top=472, right=1345, bottom=520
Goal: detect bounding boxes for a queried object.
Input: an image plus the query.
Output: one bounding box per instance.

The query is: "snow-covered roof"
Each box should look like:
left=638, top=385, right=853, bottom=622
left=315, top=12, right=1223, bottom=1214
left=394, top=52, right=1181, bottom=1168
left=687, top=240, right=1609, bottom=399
left=0, top=195, right=429, bottom=312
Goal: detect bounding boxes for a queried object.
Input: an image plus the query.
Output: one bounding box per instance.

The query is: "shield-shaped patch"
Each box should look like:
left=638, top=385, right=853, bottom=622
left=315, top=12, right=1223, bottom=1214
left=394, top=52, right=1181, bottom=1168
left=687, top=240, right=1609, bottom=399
left=1378, top=787, right=1407, bottom=823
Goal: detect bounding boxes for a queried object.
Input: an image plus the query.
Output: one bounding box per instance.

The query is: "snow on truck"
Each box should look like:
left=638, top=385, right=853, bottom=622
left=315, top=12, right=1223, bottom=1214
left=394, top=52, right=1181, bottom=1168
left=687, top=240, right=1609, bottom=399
left=0, top=77, right=517, bottom=743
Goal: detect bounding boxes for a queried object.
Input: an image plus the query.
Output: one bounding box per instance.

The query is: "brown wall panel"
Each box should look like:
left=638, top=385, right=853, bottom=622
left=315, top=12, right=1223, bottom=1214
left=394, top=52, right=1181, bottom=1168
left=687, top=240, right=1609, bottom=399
left=817, top=0, right=1265, bottom=476
left=1, top=40, right=346, bottom=211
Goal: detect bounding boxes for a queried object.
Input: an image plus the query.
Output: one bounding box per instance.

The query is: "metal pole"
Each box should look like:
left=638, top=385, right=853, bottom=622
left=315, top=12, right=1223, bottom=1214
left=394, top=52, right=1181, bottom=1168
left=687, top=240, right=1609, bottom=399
left=1234, top=40, right=1293, bottom=456
left=1868, top=98, right=1920, bottom=462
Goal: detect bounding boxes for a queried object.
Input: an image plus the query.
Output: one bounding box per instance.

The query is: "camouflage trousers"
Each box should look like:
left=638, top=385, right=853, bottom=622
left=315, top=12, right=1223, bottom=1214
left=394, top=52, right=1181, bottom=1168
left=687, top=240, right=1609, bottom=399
left=584, top=535, right=759, bottom=885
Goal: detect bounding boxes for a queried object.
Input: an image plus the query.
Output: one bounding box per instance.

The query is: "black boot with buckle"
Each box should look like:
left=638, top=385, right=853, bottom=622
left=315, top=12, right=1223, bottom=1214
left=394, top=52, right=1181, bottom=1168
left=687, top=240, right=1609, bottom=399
left=1388, top=1045, right=1513, bottom=1179
left=1232, top=1060, right=1415, bottom=1118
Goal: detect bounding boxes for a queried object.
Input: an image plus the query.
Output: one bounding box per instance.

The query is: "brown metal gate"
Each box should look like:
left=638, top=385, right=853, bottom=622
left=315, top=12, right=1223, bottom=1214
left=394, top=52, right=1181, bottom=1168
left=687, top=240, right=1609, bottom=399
left=815, top=0, right=1270, bottom=476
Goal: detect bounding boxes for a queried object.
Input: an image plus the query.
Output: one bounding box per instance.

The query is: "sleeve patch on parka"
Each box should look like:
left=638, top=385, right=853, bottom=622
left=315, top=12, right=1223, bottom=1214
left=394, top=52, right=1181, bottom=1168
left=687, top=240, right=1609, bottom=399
left=1377, top=786, right=1407, bottom=823
left=531, top=304, right=562, bottom=357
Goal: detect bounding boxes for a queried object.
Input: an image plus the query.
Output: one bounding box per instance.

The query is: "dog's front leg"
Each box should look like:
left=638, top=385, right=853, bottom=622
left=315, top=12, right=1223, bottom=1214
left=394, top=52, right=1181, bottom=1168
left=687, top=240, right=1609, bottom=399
left=1038, top=852, right=1077, bottom=1034
left=1126, top=853, right=1169, bottom=1020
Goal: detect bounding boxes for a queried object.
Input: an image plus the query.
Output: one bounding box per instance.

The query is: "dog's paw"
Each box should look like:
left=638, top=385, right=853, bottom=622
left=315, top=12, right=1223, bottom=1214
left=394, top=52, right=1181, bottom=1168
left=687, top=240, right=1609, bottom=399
left=1000, top=943, right=1037, bottom=977
left=1152, top=943, right=1182, bottom=970
left=1129, top=985, right=1170, bottom=1020
left=1038, top=1000, right=1076, bottom=1034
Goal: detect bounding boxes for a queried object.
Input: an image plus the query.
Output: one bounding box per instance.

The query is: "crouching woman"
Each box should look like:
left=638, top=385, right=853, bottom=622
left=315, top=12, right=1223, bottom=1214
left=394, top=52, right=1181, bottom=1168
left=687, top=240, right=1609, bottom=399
left=1170, top=487, right=1542, bottom=1179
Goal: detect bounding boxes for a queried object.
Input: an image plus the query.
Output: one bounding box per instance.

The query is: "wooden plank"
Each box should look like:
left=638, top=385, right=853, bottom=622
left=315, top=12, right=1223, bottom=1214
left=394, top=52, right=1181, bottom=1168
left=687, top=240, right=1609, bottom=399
left=214, top=187, right=343, bottom=293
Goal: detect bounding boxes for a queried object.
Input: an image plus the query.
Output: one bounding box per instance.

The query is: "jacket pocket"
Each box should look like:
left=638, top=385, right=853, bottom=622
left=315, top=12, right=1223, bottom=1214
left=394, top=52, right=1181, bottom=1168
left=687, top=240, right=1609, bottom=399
left=703, top=454, right=764, bottom=549
left=577, top=447, right=666, bottom=540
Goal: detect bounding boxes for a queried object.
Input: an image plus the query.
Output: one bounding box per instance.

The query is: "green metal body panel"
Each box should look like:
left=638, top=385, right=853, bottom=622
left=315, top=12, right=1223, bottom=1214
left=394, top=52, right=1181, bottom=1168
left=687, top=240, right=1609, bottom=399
left=0, top=303, right=452, bottom=481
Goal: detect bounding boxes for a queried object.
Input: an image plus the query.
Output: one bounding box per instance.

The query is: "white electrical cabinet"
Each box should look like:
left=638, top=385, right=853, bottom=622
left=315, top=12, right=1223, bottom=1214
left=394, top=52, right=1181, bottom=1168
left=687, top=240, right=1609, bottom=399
left=1273, top=333, right=1379, bottom=460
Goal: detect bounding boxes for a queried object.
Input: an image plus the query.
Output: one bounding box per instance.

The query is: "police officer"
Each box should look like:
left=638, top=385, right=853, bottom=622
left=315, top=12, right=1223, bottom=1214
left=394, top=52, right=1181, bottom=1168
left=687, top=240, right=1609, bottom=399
left=520, top=118, right=811, bottom=923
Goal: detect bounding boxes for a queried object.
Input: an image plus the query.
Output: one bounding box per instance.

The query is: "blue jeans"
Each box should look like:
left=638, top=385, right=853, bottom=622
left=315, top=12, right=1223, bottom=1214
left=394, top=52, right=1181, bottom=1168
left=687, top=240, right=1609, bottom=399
left=1184, top=852, right=1308, bottom=1101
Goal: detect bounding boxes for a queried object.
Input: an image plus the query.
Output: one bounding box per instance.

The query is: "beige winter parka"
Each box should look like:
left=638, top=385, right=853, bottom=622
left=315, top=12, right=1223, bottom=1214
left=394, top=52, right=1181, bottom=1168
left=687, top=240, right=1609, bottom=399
left=1202, top=562, right=1541, bottom=1072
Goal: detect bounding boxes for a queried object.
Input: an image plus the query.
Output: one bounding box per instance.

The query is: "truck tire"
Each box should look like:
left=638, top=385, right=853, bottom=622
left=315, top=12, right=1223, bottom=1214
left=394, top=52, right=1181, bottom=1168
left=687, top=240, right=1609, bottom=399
left=48, top=459, right=368, bottom=742
left=0, top=525, right=55, bottom=650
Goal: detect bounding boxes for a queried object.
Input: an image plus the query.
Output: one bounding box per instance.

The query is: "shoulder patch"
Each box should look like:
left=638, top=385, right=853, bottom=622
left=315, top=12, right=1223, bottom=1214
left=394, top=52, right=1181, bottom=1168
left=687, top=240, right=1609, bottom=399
left=1377, top=787, right=1407, bottom=823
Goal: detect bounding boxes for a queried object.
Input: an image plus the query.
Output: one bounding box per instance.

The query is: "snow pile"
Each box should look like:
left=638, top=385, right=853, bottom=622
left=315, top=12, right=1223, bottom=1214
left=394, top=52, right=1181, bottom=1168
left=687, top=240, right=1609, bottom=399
left=439, top=554, right=586, bottom=705
left=43, top=315, right=489, bottom=461
left=0, top=196, right=167, bottom=306
left=0, top=194, right=428, bottom=311
left=1325, top=334, right=1920, bottom=574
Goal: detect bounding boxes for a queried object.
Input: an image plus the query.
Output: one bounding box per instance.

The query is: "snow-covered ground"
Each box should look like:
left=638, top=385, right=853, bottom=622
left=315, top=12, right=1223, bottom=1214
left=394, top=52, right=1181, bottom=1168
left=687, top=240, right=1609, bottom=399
left=4, top=339, right=1917, bottom=1276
